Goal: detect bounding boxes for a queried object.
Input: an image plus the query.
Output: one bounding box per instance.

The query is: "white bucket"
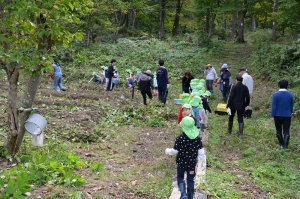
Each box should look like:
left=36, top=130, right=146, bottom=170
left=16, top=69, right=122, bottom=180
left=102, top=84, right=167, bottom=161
left=24, top=114, right=47, bottom=135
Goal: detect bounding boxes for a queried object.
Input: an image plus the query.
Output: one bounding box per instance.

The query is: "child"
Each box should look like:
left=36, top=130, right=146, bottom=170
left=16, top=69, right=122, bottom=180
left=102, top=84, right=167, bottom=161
left=126, top=69, right=135, bottom=88
left=166, top=116, right=203, bottom=199
left=177, top=93, right=190, bottom=124
left=112, top=70, right=119, bottom=89
left=92, top=72, right=102, bottom=85
left=197, top=91, right=206, bottom=136
left=202, top=91, right=212, bottom=127
left=190, top=93, right=201, bottom=130
left=135, top=68, right=143, bottom=83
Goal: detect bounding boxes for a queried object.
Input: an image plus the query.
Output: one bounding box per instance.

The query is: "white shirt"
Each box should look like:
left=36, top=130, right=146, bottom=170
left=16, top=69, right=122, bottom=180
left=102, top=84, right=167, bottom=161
left=242, top=73, right=253, bottom=94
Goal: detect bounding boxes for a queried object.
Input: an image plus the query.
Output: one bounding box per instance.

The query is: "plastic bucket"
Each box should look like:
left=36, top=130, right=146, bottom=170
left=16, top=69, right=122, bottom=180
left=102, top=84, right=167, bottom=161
left=24, top=114, right=47, bottom=135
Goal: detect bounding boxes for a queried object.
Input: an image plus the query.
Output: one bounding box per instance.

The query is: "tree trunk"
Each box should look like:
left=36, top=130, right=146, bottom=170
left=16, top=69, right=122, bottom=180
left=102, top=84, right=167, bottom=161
left=272, top=0, right=278, bottom=40
left=159, top=0, right=166, bottom=39
left=205, top=8, right=210, bottom=34
left=230, top=11, right=237, bottom=41
left=252, top=16, right=256, bottom=30
left=172, top=0, right=182, bottom=36
left=237, top=10, right=246, bottom=43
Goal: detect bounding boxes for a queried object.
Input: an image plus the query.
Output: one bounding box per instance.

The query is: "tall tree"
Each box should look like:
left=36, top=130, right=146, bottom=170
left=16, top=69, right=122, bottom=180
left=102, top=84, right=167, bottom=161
left=159, top=0, right=166, bottom=39
left=272, top=0, right=278, bottom=40
left=172, top=0, right=184, bottom=36
left=0, top=0, right=92, bottom=157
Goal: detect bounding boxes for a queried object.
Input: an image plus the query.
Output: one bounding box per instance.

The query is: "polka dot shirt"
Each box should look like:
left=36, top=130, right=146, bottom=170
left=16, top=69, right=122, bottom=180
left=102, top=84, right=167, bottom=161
left=174, top=133, right=203, bottom=169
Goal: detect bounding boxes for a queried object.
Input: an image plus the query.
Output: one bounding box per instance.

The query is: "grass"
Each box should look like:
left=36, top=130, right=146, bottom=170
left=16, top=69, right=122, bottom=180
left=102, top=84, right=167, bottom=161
left=1, top=34, right=300, bottom=198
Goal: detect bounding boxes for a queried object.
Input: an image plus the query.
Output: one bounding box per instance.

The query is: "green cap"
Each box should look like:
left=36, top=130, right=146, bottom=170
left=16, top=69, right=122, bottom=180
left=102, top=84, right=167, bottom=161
left=182, top=104, right=192, bottom=109
left=198, top=90, right=204, bottom=97
left=204, top=91, right=211, bottom=97
left=191, top=92, right=199, bottom=97
left=190, top=96, right=201, bottom=107
left=200, top=79, right=205, bottom=84
left=180, top=117, right=199, bottom=139
left=92, top=72, right=97, bottom=76
left=181, top=93, right=190, bottom=104
left=101, top=66, right=106, bottom=69
left=136, top=68, right=141, bottom=73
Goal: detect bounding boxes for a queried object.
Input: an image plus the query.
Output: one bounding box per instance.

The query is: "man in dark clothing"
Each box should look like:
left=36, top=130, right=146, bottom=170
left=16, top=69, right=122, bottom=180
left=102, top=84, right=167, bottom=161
left=138, top=70, right=154, bottom=105
left=227, top=75, right=250, bottom=136
left=106, top=59, right=116, bottom=91
left=156, top=60, right=169, bottom=104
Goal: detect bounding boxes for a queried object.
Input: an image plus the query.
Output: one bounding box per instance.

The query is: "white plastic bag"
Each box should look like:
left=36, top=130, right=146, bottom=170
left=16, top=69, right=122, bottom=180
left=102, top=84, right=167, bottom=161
left=165, top=148, right=178, bottom=155
left=227, top=107, right=231, bottom=115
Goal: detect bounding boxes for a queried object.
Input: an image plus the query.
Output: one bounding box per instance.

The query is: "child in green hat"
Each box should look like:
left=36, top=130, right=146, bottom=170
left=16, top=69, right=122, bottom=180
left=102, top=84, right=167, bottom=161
left=197, top=91, right=206, bottom=135
left=190, top=95, right=202, bottom=130
left=91, top=72, right=102, bottom=85
left=177, top=93, right=191, bottom=124
left=167, top=116, right=203, bottom=199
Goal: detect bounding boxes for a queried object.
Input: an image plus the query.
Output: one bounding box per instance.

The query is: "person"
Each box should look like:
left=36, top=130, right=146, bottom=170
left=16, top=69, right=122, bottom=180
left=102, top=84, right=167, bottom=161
left=172, top=116, right=203, bottom=199
left=112, top=70, right=119, bottom=89
left=270, top=80, right=294, bottom=149
left=138, top=70, right=154, bottom=105
left=91, top=72, right=102, bottom=85
left=190, top=93, right=201, bottom=130
left=177, top=93, right=191, bottom=124
left=106, top=59, right=116, bottom=91
left=219, top=67, right=231, bottom=102
left=156, top=60, right=169, bottom=104
left=126, top=69, right=135, bottom=88
left=227, top=75, right=250, bottom=136
left=135, top=68, right=143, bottom=83
left=182, top=71, right=194, bottom=93
left=52, top=60, right=66, bottom=91
left=204, top=64, right=217, bottom=94
left=239, top=67, right=254, bottom=118
left=202, top=91, right=212, bottom=128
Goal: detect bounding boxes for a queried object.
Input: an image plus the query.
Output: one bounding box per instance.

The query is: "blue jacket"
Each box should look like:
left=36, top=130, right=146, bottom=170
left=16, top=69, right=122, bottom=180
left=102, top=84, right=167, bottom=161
left=156, top=67, right=168, bottom=87
left=271, top=89, right=293, bottom=117
left=53, top=63, right=62, bottom=77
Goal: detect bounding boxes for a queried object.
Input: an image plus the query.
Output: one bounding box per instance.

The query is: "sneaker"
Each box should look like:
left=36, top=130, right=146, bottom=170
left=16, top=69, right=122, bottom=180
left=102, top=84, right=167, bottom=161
left=61, top=88, right=66, bottom=91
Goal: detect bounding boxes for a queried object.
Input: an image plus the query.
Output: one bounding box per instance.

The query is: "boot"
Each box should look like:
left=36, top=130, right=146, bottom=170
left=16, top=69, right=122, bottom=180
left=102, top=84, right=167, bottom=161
left=283, top=134, right=290, bottom=149
left=238, top=123, right=244, bottom=136
left=228, top=121, right=233, bottom=134
left=178, top=182, right=187, bottom=199
left=187, top=188, right=194, bottom=199
left=276, top=133, right=284, bottom=147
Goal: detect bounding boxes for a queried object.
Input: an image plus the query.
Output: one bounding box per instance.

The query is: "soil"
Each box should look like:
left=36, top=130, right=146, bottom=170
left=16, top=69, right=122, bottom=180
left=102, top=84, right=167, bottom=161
left=0, top=76, right=269, bottom=199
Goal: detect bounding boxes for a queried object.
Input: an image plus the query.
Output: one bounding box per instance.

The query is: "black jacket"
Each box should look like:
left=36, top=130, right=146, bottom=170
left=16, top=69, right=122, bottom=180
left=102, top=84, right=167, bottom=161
left=138, top=74, right=154, bottom=92
left=182, top=76, right=194, bottom=91
left=107, top=64, right=115, bottom=78
left=227, top=82, right=250, bottom=110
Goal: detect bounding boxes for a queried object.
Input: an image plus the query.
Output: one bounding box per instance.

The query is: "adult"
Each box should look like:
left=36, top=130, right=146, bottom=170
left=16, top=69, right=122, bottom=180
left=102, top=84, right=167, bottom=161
left=138, top=70, right=154, bottom=105
left=52, top=60, right=66, bottom=91
left=271, top=80, right=294, bottom=149
left=156, top=60, right=169, bottom=104
left=204, top=64, right=217, bottom=94
left=219, top=67, right=231, bottom=103
left=182, top=71, right=194, bottom=93
left=106, top=59, right=116, bottom=91
left=239, top=67, right=254, bottom=97
left=227, top=75, right=250, bottom=136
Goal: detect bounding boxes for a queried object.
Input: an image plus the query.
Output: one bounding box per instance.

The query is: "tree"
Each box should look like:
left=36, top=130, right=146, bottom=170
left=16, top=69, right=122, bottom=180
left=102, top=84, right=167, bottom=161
left=272, top=0, right=278, bottom=40
left=0, top=0, right=92, bottom=157
left=172, top=0, right=184, bottom=36
left=159, top=0, right=166, bottom=39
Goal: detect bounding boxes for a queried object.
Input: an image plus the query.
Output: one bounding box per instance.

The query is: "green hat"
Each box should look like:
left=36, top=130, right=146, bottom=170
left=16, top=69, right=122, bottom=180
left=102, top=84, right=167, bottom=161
left=126, top=69, right=132, bottom=74
left=198, top=90, right=204, bottom=97
left=204, top=91, right=211, bottom=97
left=136, top=68, right=141, bottom=73
left=181, top=93, right=190, bottom=104
left=92, top=72, right=97, bottom=76
left=190, top=96, right=201, bottom=107
left=101, top=66, right=106, bottom=69
left=200, top=79, right=205, bottom=84
left=191, top=92, right=199, bottom=97
left=195, top=84, right=204, bottom=90
left=182, top=104, right=192, bottom=109
left=180, top=117, right=199, bottom=139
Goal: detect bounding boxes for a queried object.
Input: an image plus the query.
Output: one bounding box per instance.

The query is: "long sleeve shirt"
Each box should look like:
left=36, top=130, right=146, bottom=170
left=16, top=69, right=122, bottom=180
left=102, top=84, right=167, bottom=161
left=271, top=89, right=294, bottom=118
left=242, top=73, right=254, bottom=94
left=156, top=67, right=168, bottom=86
left=204, top=67, right=217, bottom=80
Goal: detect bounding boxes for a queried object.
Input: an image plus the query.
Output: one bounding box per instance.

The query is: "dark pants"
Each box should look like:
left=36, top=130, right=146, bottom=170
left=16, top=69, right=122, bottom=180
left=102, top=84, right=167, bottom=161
left=106, top=76, right=113, bottom=91
left=158, top=85, right=167, bottom=104
left=206, top=80, right=214, bottom=93
left=222, top=86, right=230, bottom=102
left=274, top=116, right=291, bottom=136
left=177, top=167, right=196, bottom=189
left=141, top=90, right=153, bottom=105
left=183, top=86, right=190, bottom=93
left=229, top=109, right=245, bottom=123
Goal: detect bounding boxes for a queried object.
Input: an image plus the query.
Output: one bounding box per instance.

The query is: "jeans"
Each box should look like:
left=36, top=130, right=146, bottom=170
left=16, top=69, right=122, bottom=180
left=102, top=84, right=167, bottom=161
left=274, top=116, right=291, bottom=136
left=206, top=80, right=214, bottom=93
left=53, top=75, right=65, bottom=91
left=158, top=85, right=167, bottom=104
left=106, top=76, right=113, bottom=91
left=177, top=167, right=196, bottom=189
left=229, top=109, right=245, bottom=123
left=192, top=107, right=200, bottom=128
left=141, top=90, right=153, bottom=105
left=222, top=86, right=230, bottom=102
